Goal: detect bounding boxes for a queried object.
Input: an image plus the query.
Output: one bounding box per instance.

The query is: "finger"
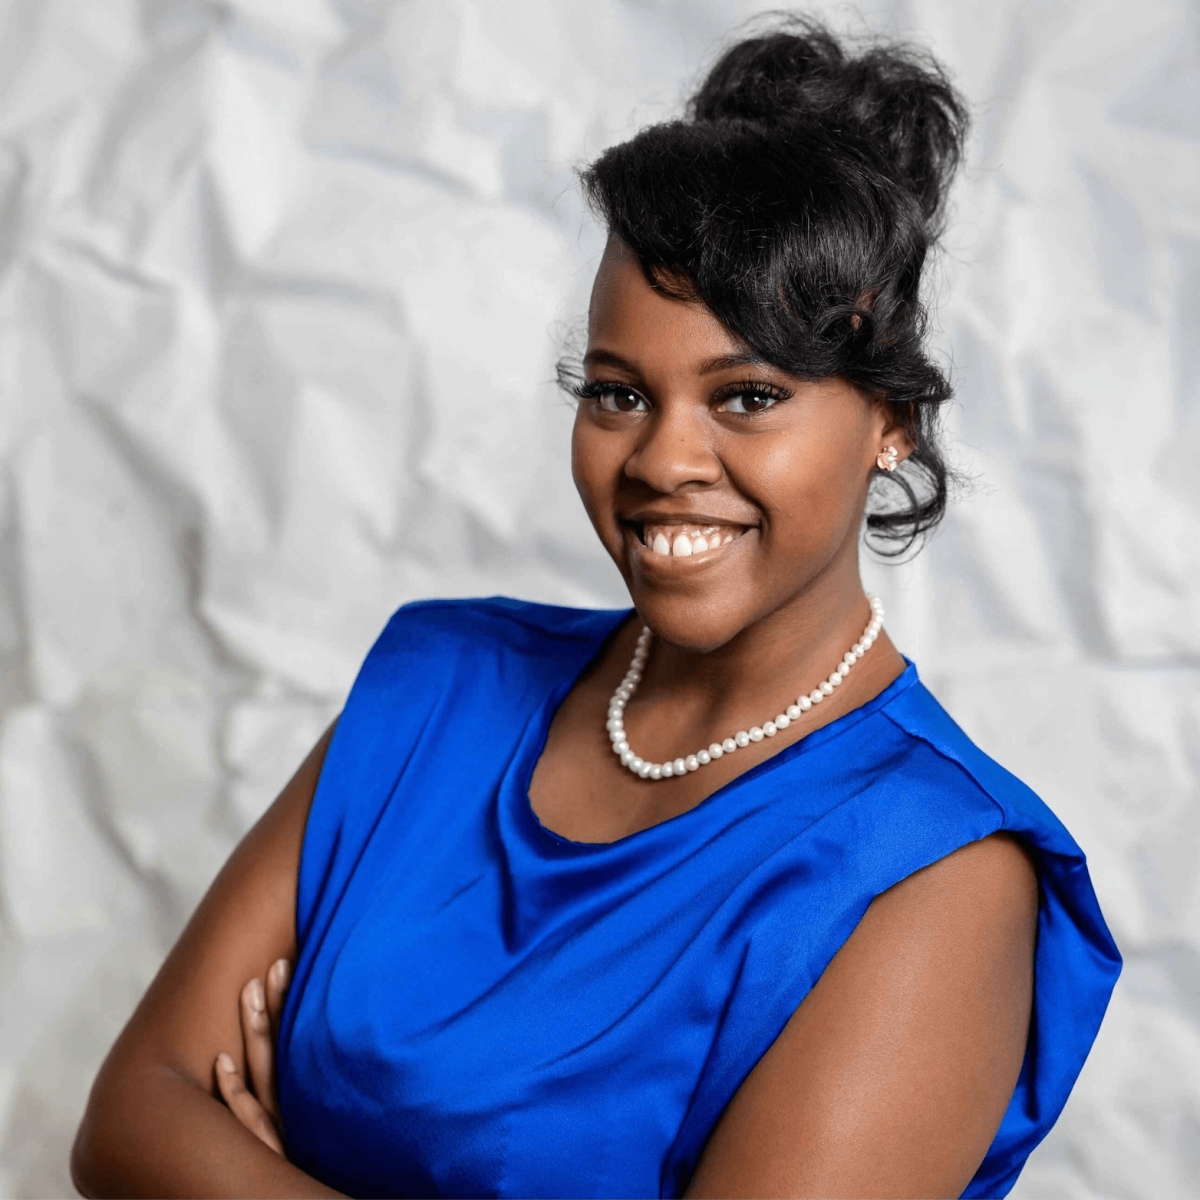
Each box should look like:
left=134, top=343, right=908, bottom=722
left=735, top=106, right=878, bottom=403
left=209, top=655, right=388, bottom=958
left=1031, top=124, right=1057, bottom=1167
left=216, top=1052, right=283, bottom=1155
left=266, top=957, right=292, bottom=1031
left=241, top=977, right=279, bottom=1121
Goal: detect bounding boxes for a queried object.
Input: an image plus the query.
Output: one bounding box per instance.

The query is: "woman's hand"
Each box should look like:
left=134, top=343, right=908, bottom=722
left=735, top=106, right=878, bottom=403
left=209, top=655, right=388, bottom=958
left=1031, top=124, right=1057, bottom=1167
left=214, top=958, right=293, bottom=1156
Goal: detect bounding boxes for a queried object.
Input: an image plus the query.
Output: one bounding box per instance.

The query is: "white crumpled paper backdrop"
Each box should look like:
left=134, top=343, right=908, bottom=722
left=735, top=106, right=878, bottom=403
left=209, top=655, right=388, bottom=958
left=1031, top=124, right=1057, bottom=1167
left=0, top=1, right=1195, bottom=1196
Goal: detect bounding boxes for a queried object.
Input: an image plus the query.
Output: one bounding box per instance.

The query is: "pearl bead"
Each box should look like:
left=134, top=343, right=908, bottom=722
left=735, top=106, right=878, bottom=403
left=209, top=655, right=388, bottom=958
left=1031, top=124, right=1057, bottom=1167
left=607, top=603, right=883, bottom=782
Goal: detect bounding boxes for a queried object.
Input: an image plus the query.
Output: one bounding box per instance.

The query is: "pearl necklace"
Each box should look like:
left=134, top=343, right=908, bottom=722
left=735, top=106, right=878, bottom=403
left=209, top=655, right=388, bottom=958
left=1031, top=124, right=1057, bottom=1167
left=607, top=595, right=885, bottom=780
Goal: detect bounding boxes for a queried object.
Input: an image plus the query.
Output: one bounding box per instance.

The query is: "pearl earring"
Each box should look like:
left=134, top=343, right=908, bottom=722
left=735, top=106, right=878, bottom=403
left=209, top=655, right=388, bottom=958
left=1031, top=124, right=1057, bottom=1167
left=876, top=445, right=899, bottom=472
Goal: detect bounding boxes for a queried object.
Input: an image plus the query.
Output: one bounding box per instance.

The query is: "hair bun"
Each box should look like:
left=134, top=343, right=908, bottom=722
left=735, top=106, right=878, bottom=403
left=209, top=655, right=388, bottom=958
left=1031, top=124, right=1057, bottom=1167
left=689, top=19, right=968, bottom=227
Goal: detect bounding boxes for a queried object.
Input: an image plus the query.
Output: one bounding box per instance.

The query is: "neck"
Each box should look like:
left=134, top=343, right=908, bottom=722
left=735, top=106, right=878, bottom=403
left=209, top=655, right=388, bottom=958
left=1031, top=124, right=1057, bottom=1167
left=641, top=562, right=881, bottom=719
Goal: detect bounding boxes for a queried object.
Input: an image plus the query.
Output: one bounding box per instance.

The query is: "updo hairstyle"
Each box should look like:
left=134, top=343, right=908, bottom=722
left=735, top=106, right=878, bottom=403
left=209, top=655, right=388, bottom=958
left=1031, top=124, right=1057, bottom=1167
left=579, top=16, right=969, bottom=552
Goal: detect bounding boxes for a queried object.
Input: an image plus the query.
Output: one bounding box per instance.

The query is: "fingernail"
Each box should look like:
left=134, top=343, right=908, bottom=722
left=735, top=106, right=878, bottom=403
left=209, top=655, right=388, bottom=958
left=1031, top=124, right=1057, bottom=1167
left=218, top=1052, right=234, bottom=1073
left=249, top=978, right=265, bottom=1011
left=272, top=959, right=291, bottom=988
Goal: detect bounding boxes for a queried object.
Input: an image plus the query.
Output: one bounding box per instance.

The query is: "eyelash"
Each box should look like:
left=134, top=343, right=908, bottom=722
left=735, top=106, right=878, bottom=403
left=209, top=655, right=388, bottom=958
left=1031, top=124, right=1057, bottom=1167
left=714, top=379, right=793, bottom=414
left=573, top=378, right=792, bottom=415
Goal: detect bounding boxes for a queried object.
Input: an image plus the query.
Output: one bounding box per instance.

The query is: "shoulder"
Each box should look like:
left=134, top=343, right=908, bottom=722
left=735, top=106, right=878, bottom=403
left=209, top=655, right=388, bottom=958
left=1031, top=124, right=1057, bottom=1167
left=368, top=596, right=628, bottom=665
left=867, top=832, right=1037, bottom=961
left=873, top=673, right=1078, bottom=854
left=330, top=596, right=628, bottom=760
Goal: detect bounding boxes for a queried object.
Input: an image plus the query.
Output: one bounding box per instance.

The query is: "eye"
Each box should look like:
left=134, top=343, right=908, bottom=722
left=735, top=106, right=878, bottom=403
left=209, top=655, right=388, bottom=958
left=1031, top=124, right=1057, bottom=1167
left=598, top=388, right=648, bottom=413
left=577, top=380, right=649, bottom=413
left=715, top=386, right=785, bottom=415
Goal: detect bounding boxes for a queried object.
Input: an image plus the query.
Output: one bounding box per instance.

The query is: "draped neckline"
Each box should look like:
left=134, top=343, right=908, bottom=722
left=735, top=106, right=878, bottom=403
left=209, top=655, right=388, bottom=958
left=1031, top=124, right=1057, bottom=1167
left=511, top=607, right=920, bottom=852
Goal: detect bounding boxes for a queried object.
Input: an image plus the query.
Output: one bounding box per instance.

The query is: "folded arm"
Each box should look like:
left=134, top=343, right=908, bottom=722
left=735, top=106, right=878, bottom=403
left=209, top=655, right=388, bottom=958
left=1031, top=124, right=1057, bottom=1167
left=71, top=726, right=342, bottom=1199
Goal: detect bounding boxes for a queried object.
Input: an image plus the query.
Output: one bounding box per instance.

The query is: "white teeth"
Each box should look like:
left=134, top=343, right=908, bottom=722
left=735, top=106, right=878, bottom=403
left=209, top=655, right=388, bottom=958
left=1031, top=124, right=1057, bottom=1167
left=641, top=523, right=747, bottom=556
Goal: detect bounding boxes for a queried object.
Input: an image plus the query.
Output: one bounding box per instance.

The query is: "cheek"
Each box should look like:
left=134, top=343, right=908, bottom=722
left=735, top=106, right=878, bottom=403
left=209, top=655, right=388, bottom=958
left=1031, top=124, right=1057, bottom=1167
left=732, top=429, right=868, bottom=547
left=570, top=414, right=620, bottom=523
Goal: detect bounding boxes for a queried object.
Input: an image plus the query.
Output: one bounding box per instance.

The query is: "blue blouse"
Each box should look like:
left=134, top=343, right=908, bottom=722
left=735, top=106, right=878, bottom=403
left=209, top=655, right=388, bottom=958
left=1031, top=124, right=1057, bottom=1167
left=277, top=597, right=1120, bottom=1198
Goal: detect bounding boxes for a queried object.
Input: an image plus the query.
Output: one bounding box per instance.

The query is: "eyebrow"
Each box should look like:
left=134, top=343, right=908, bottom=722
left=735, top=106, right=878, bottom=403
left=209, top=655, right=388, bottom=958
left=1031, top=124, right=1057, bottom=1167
left=582, top=349, right=769, bottom=376
left=695, top=352, right=766, bottom=375
left=582, top=349, right=641, bottom=374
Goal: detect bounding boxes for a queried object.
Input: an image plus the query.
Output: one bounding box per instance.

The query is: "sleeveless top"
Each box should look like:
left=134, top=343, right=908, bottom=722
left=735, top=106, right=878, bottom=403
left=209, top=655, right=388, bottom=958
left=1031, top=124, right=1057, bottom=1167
left=276, top=597, right=1121, bottom=1199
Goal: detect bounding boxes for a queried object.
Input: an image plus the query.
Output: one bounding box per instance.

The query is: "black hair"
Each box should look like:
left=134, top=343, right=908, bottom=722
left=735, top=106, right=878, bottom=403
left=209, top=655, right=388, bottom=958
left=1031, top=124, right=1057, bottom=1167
left=577, top=15, right=969, bottom=553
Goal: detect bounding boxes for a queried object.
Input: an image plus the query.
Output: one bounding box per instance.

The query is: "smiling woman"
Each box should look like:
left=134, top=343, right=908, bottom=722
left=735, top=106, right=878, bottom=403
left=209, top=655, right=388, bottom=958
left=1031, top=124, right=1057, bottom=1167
left=71, top=15, right=1119, bottom=1200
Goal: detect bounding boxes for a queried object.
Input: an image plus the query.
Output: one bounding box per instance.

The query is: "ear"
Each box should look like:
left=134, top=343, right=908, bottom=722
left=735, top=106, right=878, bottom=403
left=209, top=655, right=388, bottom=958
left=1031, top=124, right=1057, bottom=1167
left=870, top=397, right=917, bottom=466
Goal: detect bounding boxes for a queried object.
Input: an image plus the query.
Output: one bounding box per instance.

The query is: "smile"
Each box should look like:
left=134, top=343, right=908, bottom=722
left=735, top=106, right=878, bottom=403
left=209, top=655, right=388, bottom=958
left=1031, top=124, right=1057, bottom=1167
left=630, top=522, right=751, bottom=558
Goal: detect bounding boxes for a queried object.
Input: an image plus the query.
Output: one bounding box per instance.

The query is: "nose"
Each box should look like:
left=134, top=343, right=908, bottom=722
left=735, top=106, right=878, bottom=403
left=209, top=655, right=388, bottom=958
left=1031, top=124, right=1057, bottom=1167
left=622, top=404, right=722, bottom=493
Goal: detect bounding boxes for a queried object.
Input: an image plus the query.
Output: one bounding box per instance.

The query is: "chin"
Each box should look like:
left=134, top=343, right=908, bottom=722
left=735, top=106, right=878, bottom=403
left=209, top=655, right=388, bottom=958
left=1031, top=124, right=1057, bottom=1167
left=628, top=590, right=759, bottom=655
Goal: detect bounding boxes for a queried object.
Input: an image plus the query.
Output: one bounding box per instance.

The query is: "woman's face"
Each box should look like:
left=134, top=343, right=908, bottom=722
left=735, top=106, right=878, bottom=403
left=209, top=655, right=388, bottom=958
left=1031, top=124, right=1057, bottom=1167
left=572, top=238, right=907, bottom=654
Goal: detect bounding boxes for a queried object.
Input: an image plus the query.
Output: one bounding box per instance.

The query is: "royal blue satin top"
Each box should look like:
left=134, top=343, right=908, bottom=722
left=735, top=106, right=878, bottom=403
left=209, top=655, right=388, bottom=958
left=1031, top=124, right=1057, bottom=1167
left=276, top=597, right=1120, bottom=1198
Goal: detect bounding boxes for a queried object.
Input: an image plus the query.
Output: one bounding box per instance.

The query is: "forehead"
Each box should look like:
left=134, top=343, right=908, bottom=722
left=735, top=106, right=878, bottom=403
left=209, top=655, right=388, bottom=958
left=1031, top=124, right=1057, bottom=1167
left=587, top=238, right=745, bottom=369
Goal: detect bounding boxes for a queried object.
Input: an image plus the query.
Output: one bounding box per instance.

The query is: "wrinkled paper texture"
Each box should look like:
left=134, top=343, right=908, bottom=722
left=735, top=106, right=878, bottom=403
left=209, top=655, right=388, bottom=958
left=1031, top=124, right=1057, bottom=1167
left=0, top=1, right=1196, bottom=1196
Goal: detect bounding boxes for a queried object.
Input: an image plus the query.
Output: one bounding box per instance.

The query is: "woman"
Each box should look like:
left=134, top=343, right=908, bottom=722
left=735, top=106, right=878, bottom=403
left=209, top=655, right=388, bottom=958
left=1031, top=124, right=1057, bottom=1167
left=71, top=18, right=1120, bottom=1199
